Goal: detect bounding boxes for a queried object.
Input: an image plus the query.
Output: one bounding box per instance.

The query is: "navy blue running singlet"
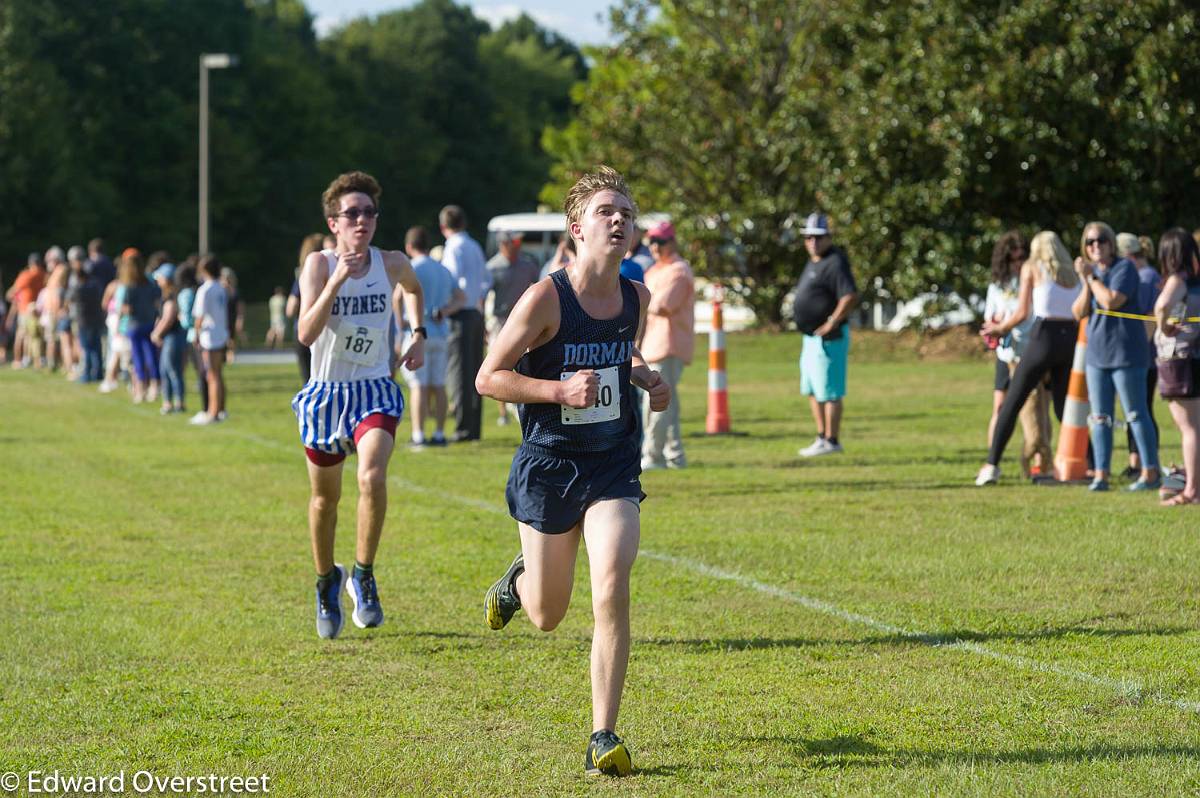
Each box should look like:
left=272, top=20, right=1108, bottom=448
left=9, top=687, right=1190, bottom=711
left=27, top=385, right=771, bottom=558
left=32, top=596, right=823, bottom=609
left=516, top=270, right=641, bottom=454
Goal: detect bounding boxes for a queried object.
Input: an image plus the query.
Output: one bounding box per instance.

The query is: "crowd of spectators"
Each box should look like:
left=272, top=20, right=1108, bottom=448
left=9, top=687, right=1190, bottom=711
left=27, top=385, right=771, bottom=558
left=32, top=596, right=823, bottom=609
left=2, top=239, right=243, bottom=425
left=977, top=225, right=1200, bottom=505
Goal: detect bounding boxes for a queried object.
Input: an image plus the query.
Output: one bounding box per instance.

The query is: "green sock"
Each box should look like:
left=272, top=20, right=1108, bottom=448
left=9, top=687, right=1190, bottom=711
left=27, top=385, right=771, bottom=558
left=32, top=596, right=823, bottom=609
left=354, top=561, right=373, bottom=577
left=316, top=567, right=338, bottom=586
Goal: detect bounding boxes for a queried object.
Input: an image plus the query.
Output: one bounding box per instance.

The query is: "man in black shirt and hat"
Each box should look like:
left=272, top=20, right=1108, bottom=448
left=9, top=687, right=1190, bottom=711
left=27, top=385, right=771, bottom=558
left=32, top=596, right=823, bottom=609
left=793, top=212, right=858, bottom=457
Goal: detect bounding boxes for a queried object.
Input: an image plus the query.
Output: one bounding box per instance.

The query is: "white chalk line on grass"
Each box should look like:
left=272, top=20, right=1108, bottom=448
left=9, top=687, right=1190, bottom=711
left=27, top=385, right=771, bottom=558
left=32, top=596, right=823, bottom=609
left=639, top=551, right=1200, bottom=716
left=395, top=457, right=1200, bottom=717
left=109, top=396, right=1200, bottom=716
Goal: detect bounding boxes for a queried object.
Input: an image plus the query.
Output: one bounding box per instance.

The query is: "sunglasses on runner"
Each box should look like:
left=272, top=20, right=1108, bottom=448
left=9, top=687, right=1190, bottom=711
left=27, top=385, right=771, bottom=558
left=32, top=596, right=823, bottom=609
left=337, top=207, right=379, bottom=223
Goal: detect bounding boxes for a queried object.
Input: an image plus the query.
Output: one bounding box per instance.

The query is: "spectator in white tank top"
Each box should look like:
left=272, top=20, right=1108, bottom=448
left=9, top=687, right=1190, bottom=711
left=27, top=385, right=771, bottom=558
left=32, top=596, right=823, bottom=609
left=976, top=231, right=1081, bottom=485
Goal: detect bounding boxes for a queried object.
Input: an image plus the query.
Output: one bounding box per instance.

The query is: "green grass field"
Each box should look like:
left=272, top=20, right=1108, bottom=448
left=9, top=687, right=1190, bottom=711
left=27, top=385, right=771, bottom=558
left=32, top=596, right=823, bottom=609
left=3, top=332, right=1199, bottom=797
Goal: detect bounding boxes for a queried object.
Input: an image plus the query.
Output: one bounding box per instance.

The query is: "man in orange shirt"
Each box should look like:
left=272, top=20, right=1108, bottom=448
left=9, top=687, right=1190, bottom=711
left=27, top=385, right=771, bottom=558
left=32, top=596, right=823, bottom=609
left=6, top=253, right=48, bottom=368
left=639, top=221, right=695, bottom=469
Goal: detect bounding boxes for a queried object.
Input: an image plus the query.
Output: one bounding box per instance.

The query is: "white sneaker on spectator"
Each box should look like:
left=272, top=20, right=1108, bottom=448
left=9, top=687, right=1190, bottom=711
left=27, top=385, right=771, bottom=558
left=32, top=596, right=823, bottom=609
left=798, top=436, right=824, bottom=457
left=799, top=437, right=841, bottom=457
left=974, top=464, right=1000, bottom=486
left=216, top=410, right=228, bottom=421
left=189, top=412, right=215, bottom=426
left=98, top=380, right=118, bottom=393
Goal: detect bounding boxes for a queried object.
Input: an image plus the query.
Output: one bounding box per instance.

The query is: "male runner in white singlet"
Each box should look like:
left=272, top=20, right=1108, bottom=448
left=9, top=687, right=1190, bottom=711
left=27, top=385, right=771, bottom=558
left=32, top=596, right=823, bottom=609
left=293, top=171, right=424, bottom=639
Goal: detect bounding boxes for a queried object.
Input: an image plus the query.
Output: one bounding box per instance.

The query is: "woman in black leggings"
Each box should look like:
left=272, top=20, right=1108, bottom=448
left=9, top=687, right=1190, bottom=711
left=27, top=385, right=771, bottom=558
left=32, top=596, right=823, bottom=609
left=976, top=231, right=1081, bottom=485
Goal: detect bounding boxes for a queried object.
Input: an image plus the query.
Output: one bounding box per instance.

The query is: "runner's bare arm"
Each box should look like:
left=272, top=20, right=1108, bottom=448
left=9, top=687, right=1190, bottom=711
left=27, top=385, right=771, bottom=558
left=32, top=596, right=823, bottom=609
left=298, top=251, right=348, bottom=346
left=628, top=282, right=669, bottom=411
left=630, top=282, right=654, bottom=379
left=1155, top=273, right=1186, bottom=337
left=476, top=279, right=591, bottom=407
left=386, top=251, right=424, bottom=370
left=385, top=251, right=424, bottom=329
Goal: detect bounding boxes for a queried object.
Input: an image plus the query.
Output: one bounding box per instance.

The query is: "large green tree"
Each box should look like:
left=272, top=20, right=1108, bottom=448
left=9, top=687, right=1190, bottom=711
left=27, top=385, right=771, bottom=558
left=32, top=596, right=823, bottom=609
left=0, top=0, right=583, bottom=299
left=0, top=0, right=340, bottom=295
left=544, top=0, right=824, bottom=324
left=810, top=0, right=1200, bottom=304
left=544, top=0, right=1200, bottom=325
left=321, top=2, right=586, bottom=249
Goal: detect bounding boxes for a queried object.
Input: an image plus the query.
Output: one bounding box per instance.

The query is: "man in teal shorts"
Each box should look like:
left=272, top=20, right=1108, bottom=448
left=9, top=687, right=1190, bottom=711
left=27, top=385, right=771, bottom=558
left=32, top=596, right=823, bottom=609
left=792, top=213, right=858, bottom=457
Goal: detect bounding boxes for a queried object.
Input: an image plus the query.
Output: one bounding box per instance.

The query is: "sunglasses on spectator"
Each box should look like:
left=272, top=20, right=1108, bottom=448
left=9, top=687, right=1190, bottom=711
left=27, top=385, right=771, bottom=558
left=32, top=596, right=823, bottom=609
left=337, top=207, right=379, bottom=222
left=1085, top=237, right=1108, bottom=247
left=649, top=237, right=670, bottom=245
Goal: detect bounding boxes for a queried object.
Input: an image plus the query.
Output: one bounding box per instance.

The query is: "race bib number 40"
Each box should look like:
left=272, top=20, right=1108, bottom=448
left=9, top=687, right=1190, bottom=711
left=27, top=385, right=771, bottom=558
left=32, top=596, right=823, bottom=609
left=561, top=366, right=621, bottom=425
left=335, top=321, right=386, bottom=366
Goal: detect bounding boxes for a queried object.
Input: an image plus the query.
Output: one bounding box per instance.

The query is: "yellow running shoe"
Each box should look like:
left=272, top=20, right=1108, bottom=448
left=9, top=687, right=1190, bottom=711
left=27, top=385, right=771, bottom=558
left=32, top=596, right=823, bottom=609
left=484, top=553, right=524, bottom=630
left=585, top=730, right=632, bottom=777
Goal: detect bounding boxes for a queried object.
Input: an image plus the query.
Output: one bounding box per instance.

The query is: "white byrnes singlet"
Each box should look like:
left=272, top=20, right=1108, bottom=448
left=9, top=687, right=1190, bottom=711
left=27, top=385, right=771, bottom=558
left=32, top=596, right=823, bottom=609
left=309, top=247, right=394, bottom=382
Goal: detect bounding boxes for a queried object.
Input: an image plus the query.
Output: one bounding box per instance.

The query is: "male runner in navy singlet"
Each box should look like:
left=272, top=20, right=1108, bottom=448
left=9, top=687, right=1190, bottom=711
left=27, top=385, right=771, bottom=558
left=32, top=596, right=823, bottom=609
left=477, top=166, right=670, bottom=777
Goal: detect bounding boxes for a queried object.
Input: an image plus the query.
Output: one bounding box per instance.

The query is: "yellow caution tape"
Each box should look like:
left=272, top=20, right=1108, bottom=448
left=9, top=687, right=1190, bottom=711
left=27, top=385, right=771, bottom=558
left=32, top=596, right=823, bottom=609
left=1095, top=308, right=1200, bottom=323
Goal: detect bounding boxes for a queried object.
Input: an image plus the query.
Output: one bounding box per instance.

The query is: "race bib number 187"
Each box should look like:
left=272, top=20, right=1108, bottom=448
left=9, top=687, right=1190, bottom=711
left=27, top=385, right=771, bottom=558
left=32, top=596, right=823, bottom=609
left=560, top=365, right=620, bottom=425
left=334, top=321, right=386, bottom=366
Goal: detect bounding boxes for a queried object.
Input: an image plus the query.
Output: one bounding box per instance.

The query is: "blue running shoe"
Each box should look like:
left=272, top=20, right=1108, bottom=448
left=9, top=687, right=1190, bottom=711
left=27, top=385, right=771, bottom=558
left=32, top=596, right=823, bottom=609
left=484, top=553, right=524, bottom=630
left=347, top=566, right=384, bottom=628
left=315, top=564, right=348, bottom=639
left=585, top=730, right=632, bottom=777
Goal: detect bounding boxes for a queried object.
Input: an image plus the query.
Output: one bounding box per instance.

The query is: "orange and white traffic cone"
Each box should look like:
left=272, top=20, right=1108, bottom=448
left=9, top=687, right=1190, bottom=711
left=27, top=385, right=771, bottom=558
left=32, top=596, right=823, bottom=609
left=1053, top=323, right=1091, bottom=482
left=705, top=284, right=731, bottom=434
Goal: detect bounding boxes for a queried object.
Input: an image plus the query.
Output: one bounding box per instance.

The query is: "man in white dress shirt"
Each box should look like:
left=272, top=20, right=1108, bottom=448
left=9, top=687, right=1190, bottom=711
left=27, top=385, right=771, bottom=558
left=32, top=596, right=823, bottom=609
left=439, top=204, right=490, bottom=441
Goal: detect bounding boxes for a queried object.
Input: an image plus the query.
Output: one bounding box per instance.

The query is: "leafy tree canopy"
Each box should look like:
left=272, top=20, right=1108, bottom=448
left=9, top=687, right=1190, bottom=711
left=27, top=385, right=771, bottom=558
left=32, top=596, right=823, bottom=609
left=0, top=0, right=584, bottom=299
left=543, top=0, right=1200, bottom=324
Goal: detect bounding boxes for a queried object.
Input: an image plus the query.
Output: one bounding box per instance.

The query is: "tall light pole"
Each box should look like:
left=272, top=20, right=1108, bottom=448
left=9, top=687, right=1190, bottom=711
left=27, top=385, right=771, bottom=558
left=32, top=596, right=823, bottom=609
left=199, top=53, right=237, bottom=256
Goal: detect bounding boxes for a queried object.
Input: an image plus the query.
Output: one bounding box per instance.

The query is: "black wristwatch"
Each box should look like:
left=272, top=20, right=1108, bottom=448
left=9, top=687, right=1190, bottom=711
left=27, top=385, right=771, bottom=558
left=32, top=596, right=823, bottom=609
left=412, top=326, right=427, bottom=339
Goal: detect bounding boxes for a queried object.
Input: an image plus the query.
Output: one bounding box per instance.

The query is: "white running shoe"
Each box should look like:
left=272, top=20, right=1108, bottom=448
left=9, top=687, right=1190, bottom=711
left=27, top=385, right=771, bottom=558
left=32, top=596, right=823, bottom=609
left=798, top=437, right=825, bottom=457
left=800, top=437, right=842, bottom=457
left=975, top=464, right=1000, bottom=486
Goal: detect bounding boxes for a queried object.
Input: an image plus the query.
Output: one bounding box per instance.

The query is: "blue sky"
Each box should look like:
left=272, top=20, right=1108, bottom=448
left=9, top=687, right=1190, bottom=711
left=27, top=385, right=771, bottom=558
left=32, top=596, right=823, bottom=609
left=306, top=0, right=616, bottom=46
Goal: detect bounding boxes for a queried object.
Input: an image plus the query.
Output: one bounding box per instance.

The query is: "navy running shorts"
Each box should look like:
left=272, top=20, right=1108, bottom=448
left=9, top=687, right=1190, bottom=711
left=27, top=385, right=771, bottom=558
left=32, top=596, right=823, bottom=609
left=505, top=440, right=644, bottom=534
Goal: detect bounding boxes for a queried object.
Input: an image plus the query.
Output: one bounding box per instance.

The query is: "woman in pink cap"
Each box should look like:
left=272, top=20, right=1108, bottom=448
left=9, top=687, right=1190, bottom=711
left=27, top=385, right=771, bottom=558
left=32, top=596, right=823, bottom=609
left=639, top=220, right=695, bottom=470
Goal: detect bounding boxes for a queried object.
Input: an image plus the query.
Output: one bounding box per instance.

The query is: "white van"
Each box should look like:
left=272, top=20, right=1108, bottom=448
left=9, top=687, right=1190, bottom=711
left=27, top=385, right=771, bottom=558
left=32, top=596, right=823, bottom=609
left=485, top=211, right=672, bottom=265
left=485, top=211, right=753, bottom=331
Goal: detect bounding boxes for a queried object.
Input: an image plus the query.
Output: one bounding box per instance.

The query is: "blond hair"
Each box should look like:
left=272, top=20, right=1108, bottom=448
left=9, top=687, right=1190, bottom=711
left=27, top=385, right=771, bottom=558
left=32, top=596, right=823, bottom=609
left=1028, top=231, right=1078, bottom=288
left=1079, top=221, right=1116, bottom=259
left=563, top=166, right=637, bottom=239
left=298, top=233, right=325, bottom=268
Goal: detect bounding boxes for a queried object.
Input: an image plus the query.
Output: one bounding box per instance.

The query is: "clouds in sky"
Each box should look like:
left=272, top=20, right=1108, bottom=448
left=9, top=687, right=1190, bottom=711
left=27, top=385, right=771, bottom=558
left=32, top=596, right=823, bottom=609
left=309, top=0, right=613, bottom=46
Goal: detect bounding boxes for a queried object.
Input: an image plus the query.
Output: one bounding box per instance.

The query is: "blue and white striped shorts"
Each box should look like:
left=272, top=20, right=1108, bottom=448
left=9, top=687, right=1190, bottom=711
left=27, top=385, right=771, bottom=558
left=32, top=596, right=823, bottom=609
left=292, top=377, right=405, bottom=455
